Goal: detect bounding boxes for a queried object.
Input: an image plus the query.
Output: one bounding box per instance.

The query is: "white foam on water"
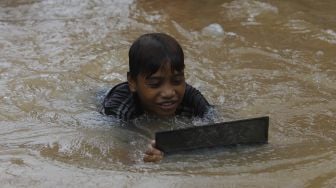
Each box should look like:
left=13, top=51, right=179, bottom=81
left=201, top=23, right=225, bottom=36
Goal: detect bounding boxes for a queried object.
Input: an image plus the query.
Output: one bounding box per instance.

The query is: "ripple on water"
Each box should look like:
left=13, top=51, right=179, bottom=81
left=285, top=19, right=313, bottom=34
left=221, top=0, right=278, bottom=25
left=316, top=29, right=336, bottom=44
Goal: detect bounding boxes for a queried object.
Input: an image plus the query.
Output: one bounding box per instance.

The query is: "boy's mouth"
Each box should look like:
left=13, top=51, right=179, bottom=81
left=157, top=101, right=178, bottom=110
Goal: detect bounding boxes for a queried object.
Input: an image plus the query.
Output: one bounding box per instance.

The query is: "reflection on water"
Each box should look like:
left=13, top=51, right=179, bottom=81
left=1, top=0, right=336, bottom=187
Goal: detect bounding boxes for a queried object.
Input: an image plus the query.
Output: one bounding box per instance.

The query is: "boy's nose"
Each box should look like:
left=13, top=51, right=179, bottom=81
left=161, top=86, right=175, bottom=98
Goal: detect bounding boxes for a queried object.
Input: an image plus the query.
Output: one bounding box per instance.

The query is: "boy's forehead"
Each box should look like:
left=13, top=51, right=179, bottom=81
left=142, top=66, right=184, bottom=79
left=154, top=65, right=183, bottom=75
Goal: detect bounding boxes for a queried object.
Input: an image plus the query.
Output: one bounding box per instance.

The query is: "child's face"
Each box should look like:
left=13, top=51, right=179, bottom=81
left=128, top=64, right=186, bottom=117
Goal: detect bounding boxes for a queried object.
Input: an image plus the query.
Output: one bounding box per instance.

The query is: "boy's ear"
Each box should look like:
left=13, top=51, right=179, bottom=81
left=127, top=72, right=136, bottom=92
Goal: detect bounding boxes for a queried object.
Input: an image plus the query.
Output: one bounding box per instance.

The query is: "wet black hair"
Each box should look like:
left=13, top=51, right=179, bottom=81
left=128, top=33, right=185, bottom=79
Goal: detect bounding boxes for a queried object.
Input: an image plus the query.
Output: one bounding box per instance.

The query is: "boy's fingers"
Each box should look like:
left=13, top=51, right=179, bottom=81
left=150, top=140, right=156, bottom=147
left=143, top=153, right=163, bottom=162
left=145, top=146, right=163, bottom=156
left=143, top=140, right=164, bottom=162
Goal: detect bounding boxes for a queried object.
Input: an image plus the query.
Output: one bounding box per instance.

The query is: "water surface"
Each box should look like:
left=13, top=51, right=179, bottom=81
left=1, top=0, right=336, bottom=187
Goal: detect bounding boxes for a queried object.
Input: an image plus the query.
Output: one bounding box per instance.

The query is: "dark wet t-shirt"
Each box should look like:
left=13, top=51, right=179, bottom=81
left=102, top=82, right=211, bottom=121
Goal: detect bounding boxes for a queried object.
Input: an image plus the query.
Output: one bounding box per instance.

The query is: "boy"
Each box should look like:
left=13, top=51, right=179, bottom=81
left=102, top=33, right=211, bottom=162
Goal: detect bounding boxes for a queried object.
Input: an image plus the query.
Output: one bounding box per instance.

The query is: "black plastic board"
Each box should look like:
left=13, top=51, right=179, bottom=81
left=155, top=116, right=269, bottom=153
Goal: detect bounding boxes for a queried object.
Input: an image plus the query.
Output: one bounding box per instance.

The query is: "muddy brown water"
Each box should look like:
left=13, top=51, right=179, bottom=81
left=1, top=0, right=336, bottom=187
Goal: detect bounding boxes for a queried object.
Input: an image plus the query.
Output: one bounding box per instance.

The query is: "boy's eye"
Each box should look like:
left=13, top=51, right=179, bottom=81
left=171, top=76, right=185, bottom=85
left=171, top=79, right=183, bottom=85
left=146, top=80, right=162, bottom=88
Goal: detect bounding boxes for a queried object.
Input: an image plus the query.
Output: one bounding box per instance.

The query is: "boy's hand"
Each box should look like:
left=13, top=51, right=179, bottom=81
left=143, top=140, right=164, bottom=162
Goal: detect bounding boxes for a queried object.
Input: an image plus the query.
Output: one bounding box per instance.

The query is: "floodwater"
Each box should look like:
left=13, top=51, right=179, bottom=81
left=0, top=0, right=335, bottom=187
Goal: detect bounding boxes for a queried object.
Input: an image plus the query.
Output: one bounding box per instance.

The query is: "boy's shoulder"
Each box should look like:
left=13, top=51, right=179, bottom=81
left=109, top=82, right=129, bottom=92
left=102, top=82, right=140, bottom=119
left=178, top=83, right=211, bottom=118
left=103, top=82, right=130, bottom=104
